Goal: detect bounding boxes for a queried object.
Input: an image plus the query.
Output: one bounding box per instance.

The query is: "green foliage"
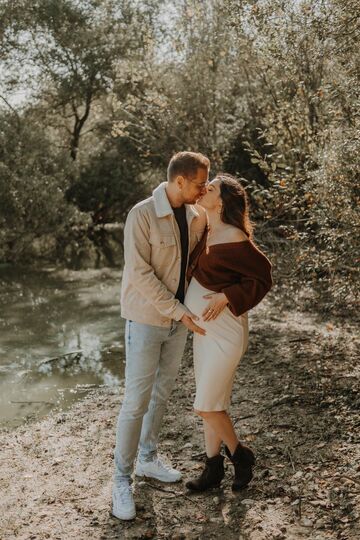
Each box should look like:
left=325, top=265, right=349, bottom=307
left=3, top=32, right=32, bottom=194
left=110, top=1, right=257, bottom=170
left=219, top=0, right=360, bottom=312
left=0, top=109, right=87, bottom=261
left=1, top=0, right=160, bottom=159
left=66, top=138, right=149, bottom=223
left=0, top=0, right=358, bottom=311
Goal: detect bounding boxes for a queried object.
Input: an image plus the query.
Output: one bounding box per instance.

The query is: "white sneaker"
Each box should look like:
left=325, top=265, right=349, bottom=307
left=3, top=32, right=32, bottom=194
left=135, top=456, right=182, bottom=483
left=112, top=482, right=136, bottom=521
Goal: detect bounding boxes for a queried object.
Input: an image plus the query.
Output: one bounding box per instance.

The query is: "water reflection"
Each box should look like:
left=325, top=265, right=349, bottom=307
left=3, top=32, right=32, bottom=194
left=0, top=266, right=125, bottom=429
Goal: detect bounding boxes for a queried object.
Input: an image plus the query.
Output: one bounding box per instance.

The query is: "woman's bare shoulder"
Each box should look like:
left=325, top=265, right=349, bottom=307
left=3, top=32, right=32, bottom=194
left=225, top=227, right=249, bottom=243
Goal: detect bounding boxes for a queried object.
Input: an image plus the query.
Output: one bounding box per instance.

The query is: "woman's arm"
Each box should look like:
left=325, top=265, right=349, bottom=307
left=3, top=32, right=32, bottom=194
left=222, top=244, right=273, bottom=316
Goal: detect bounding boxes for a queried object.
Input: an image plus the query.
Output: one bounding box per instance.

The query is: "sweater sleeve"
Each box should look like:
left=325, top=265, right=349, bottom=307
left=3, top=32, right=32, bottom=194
left=222, top=244, right=273, bottom=316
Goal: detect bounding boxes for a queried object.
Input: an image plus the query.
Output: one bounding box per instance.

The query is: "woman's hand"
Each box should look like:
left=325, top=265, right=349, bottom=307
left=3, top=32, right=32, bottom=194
left=202, top=292, right=228, bottom=321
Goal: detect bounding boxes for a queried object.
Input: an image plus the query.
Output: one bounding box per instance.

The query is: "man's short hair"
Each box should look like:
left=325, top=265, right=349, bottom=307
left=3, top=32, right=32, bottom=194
left=167, top=152, right=210, bottom=182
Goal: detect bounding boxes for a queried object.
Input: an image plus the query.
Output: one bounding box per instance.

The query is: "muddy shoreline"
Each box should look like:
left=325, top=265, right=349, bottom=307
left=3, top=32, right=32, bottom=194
left=1, top=297, right=359, bottom=539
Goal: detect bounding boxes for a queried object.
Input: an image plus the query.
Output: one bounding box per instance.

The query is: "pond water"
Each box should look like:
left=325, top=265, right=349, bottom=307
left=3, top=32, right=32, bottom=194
left=0, top=265, right=125, bottom=429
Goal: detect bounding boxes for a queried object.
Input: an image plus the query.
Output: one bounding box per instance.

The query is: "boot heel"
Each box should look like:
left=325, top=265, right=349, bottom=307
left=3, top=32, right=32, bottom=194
left=225, top=443, right=256, bottom=491
left=186, top=454, right=225, bottom=492
left=232, top=467, right=253, bottom=491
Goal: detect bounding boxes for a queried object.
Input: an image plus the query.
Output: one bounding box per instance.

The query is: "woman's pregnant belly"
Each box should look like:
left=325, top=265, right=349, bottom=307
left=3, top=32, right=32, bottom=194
left=184, top=277, right=211, bottom=319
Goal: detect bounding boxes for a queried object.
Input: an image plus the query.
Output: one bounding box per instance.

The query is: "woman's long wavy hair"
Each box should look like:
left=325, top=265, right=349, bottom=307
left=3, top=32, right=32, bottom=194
left=216, top=173, right=254, bottom=240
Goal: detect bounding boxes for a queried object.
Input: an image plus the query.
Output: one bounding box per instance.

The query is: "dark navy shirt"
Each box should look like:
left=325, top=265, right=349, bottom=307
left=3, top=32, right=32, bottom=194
left=172, top=205, right=189, bottom=304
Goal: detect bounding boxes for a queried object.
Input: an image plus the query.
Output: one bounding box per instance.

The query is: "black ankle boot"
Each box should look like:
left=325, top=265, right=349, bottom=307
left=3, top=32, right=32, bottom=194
left=186, top=454, right=225, bottom=491
left=225, top=443, right=255, bottom=491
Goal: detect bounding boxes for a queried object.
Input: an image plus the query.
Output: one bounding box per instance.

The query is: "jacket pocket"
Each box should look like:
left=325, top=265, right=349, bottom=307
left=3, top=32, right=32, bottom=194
left=150, top=235, right=176, bottom=248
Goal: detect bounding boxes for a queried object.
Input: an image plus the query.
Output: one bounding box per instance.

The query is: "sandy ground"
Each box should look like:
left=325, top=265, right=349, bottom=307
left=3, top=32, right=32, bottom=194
left=1, top=296, right=359, bottom=540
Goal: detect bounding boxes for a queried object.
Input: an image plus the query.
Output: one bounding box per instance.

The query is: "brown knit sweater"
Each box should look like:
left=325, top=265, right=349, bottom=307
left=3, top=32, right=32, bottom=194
left=187, top=230, right=273, bottom=316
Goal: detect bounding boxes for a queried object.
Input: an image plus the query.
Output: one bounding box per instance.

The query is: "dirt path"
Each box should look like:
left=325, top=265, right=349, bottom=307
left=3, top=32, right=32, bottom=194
left=1, top=297, right=359, bottom=540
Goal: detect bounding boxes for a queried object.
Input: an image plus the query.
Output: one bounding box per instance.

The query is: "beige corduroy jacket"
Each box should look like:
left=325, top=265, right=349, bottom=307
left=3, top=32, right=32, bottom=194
left=120, top=182, right=207, bottom=327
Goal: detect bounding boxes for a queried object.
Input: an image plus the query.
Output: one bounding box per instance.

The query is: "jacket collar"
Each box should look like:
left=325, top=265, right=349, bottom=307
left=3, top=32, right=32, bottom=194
left=153, top=182, right=199, bottom=220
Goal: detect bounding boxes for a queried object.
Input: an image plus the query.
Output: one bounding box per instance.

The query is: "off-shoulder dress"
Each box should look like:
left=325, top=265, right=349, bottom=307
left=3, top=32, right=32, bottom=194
left=184, top=231, right=272, bottom=411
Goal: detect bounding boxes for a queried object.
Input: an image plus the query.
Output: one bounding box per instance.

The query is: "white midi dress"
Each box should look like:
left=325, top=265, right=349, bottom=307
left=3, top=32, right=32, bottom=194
left=184, top=277, right=249, bottom=411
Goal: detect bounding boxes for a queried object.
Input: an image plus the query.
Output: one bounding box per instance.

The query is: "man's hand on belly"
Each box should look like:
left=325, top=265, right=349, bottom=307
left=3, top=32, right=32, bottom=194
left=181, top=310, right=206, bottom=336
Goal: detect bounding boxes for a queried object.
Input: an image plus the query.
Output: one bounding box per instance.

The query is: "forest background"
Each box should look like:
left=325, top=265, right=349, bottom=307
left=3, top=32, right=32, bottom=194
left=0, top=0, right=359, bottom=315
left=1, top=3, right=359, bottom=538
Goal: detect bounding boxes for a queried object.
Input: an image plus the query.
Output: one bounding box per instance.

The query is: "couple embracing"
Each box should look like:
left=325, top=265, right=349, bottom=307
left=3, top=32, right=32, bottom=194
left=112, top=152, right=272, bottom=520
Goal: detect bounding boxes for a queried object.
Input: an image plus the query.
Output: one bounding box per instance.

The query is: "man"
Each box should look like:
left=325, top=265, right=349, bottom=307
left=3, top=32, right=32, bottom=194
left=112, top=151, right=210, bottom=520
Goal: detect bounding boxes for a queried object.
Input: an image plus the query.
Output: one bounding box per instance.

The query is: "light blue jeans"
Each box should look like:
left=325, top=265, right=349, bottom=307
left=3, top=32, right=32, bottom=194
left=114, top=319, right=188, bottom=485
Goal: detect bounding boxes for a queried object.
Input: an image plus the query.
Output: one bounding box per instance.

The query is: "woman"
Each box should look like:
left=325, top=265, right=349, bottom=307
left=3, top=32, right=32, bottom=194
left=184, top=173, right=272, bottom=491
